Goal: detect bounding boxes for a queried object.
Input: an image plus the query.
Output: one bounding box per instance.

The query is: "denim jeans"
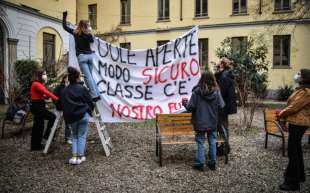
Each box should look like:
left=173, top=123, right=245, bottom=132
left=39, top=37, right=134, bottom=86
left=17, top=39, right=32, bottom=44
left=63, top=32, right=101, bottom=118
left=78, top=53, right=101, bottom=99
left=195, top=130, right=217, bottom=166
left=69, top=113, right=89, bottom=156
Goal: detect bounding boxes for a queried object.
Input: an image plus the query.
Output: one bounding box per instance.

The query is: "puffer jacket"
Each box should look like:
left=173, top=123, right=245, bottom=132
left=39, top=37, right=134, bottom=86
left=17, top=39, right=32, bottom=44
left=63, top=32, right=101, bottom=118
left=280, top=87, right=310, bottom=127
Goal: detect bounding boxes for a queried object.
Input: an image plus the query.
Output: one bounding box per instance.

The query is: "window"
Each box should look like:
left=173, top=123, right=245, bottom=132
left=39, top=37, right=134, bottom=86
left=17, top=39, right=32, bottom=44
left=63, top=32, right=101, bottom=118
left=43, top=32, right=56, bottom=74
left=158, top=0, right=170, bottom=20
left=88, top=4, right=97, bottom=29
left=232, top=36, right=247, bottom=56
left=157, top=40, right=169, bottom=47
left=273, top=35, right=290, bottom=67
left=275, top=0, right=291, bottom=11
left=198, top=38, right=208, bottom=68
left=232, top=0, right=247, bottom=14
left=120, top=0, right=131, bottom=24
left=120, top=42, right=131, bottom=50
left=195, top=0, right=208, bottom=17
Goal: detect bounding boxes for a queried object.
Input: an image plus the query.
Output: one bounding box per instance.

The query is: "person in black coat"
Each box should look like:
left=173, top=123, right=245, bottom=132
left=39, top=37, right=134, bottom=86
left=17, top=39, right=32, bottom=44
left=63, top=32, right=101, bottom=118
left=215, top=57, right=237, bottom=152
left=53, top=74, right=72, bottom=144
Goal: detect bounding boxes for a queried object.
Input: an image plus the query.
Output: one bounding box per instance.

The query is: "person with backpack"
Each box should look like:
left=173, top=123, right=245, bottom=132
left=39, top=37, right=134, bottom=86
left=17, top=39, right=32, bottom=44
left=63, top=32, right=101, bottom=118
left=62, top=67, right=94, bottom=165
left=182, top=72, right=225, bottom=171
left=30, top=69, right=59, bottom=151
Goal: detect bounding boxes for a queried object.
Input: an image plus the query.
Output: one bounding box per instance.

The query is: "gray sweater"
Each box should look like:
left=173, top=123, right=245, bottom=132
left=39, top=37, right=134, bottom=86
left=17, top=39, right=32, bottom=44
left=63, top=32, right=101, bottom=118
left=185, top=87, right=225, bottom=131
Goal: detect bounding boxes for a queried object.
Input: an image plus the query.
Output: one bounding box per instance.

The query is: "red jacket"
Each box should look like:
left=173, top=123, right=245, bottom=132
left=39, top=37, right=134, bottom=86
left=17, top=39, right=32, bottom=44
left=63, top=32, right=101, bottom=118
left=31, top=81, right=59, bottom=101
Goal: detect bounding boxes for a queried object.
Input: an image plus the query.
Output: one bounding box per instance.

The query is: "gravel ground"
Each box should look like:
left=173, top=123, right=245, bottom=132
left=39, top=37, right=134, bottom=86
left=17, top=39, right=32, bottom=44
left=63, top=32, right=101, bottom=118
left=0, top=109, right=310, bottom=193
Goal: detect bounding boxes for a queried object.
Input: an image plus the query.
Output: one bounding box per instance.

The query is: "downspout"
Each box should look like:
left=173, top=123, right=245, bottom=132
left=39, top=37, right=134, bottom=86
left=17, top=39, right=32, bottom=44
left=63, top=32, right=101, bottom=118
left=180, top=0, right=183, bottom=21
left=259, top=0, right=262, bottom=15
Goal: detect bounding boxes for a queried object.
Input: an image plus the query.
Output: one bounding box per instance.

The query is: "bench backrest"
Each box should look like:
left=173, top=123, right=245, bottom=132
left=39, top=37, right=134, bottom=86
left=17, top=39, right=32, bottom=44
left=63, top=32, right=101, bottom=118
left=263, top=109, right=282, bottom=134
left=156, top=113, right=194, bottom=137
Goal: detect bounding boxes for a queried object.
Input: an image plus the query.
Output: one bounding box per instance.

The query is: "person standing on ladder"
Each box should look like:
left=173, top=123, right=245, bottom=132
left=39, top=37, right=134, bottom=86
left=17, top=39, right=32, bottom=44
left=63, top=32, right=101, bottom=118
left=62, top=11, right=101, bottom=102
left=62, top=67, right=94, bottom=165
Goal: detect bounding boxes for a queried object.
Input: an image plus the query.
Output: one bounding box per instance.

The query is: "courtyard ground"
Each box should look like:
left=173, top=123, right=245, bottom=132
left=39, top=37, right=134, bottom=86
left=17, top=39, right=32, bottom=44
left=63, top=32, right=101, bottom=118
left=0, top=106, right=309, bottom=193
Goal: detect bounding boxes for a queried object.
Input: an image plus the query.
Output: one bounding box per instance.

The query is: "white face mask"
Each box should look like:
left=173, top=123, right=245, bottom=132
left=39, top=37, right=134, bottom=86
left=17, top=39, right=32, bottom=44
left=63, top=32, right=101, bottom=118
left=42, top=74, right=48, bottom=82
left=88, top=26, right=92, bottom=31
left=294, top=73, right=301, bottom=83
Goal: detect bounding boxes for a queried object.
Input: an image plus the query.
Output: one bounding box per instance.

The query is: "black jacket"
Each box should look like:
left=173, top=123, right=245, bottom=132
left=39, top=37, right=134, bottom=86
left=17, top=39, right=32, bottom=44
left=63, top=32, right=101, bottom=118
left=185, top=87, right=225, bottom=131
left=53, top=83, right=66, bottom=111
left=62, top=83, right=94, bottom=124
left=63, top=14, right=94, bottom=56
left=215, top=69, right=237, bottom=115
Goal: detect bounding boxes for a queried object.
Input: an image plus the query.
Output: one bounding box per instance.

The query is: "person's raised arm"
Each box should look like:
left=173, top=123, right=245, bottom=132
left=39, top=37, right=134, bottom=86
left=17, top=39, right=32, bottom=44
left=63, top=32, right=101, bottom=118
left=62, top=11, right=74, bottom=34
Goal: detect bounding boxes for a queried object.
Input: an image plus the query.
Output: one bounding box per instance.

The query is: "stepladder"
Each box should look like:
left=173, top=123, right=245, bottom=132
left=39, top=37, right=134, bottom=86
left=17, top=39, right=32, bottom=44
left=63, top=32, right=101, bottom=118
left=43, top=103, right=113, bottom=156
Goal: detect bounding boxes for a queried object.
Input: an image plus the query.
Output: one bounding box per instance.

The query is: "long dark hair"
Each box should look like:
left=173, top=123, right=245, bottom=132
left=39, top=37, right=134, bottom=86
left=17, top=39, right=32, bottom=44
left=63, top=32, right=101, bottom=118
left=197, top=72, right=218, bottom=95
left=67, top=66, right=80, bottom=84
left=33, top=68, right=45, bottom=83
left=74, top=20, right=90, bottom=36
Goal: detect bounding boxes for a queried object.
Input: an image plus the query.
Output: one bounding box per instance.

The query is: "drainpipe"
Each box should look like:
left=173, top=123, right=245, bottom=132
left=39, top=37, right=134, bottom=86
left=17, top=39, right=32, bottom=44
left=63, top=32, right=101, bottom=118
left=180, top=0, right=183, bottom=21
left=259, top=0, right=262, bottom=15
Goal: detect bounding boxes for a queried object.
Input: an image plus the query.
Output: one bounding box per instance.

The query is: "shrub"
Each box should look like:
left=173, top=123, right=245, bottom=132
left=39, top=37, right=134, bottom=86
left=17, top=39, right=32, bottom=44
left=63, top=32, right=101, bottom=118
left=14, top=60, right=39, bottom=99
left=277, top=85, right=294, bottom=101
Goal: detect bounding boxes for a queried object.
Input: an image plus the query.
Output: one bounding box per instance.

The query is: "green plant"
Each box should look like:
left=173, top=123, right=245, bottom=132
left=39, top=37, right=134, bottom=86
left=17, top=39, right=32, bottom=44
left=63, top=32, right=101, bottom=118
left=277, top=85, right=294, bottom=101
left=14, top=60, right=39, bottom=100
left=214, top=37, right=269, bottom=129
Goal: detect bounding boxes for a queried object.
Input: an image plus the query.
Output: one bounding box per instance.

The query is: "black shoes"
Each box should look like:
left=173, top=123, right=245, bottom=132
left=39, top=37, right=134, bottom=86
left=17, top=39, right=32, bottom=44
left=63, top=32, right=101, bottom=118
left=192, top=165, right=204, bottom=172
left=279, top=183, right=300, bottom=191
left=31, top=145, right=44, bottom=151
left=207, top=163, right=216, bottom=171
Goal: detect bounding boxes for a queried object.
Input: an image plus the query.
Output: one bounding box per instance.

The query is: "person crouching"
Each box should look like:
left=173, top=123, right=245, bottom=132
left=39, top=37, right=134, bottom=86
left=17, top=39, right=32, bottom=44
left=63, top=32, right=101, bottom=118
left=62, top=67, right=94, bottom=165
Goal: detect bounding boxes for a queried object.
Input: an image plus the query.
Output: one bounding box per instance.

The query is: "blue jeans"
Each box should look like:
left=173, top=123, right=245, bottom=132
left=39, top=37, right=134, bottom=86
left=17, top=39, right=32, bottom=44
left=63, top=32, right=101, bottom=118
left=69, top=113, right=89, bottom=156
left=195, top=130, right=217, bottom=166
left=78, top=53, right=101, bottom=99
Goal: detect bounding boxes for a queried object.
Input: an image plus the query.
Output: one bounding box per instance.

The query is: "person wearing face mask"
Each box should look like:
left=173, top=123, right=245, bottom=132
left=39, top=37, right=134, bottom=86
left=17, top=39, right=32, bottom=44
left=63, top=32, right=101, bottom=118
left=30, top=69, right=59, bottom=151
left=278, top=69, right=310, bottom=191
left=53, top=74, right=72, bottom=144
left=62, top=11, right=101, bottom=102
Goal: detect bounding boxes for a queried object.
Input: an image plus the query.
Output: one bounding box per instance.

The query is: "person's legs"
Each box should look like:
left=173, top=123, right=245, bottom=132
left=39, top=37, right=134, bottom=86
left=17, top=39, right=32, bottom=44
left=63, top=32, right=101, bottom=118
left=64, top=124, right=72, bottom=141
left=30, top=102, right=45, bottom=150
left=70, top=122, right=78, bottom=157
left=88, top=53, right=101, bottom=98
left=194, top=131, right=206, bottom=168
left=207, top=130, right=217, bottom=167
left=42, top=109, right=56, bottom=140
left=78, top=54, right=100, bottom=99
left=284, top=124, right=307, bottom=184
left=77, top=113, right=89, bottom=157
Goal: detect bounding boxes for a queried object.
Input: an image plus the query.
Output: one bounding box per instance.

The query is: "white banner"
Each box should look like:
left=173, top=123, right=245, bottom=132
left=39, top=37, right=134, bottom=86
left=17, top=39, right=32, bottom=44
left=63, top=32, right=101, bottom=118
left=69, top=27, right=200, bottom=122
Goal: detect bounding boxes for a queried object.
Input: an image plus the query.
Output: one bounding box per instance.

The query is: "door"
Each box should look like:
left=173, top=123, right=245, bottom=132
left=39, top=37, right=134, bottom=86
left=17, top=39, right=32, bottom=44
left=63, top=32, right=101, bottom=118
left=0, top=26, right=5, bottom=103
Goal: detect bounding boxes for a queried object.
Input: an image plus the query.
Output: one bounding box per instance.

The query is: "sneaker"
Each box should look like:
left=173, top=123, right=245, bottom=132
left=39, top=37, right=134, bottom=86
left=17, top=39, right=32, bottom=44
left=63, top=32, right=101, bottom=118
left=79, top=156, right=86, bottom=163
left=69, top=157, right=82, bottom=165
left=92, top=96, right=101, bottom=102
left=66, top=139, right=72, bottom=145
left=41, top=139, right=47, bottom=145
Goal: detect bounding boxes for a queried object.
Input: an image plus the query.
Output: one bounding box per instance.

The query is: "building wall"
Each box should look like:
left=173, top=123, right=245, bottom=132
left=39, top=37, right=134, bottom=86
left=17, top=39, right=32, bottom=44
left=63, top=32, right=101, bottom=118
left=76, top=0, right=310, bottom=90
left=6, top=0, right=76, bottom=23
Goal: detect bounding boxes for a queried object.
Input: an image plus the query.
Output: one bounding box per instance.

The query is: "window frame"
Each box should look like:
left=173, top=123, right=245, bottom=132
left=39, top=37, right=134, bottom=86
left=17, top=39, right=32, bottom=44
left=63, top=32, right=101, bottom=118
left=231, top=36, right=248, bottom=56
left=195, top=0, right=208, bottom=18
left=158, top=0, right=170, bottom=21
left=88, top=4, right=97, bottom=29
left=232, top=0, right=247, bottom=15
left=273, top=35, right=291, bottom=68
left=120, top=42, right=131, bottom=50
left=198, top=38, right=209, bottom=69
left=120, top=0, right=131, bottom=25
left=43, top=32, right=56, bottom=74
left=274, top=0, right=291, bottom=11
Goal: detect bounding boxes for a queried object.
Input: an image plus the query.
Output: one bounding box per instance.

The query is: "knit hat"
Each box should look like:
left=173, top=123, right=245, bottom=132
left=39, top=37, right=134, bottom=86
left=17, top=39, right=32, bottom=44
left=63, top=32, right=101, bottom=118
left=300, top=68, right=310, bottom=84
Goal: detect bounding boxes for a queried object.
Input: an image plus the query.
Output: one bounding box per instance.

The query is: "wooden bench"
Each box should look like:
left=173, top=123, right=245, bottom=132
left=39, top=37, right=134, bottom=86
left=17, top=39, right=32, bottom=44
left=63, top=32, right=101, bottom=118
left=263, top=109, right=310, bottom=156
left=155, top=113, right=228, bottom=166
